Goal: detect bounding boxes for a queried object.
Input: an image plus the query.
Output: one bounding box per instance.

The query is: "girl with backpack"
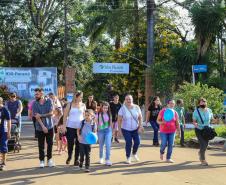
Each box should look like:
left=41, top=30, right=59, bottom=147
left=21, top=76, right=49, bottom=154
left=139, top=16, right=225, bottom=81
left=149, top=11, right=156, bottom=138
left=77, top=109, right=97, bottom=172
left=95, top=101, right=113, bottom=166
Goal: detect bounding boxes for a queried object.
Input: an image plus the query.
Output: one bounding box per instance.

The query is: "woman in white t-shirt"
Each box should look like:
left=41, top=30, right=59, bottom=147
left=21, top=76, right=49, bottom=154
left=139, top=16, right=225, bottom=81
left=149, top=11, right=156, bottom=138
left=63, top=91, right=86, bottom=166
left=118, top=94, right=144, bottom=164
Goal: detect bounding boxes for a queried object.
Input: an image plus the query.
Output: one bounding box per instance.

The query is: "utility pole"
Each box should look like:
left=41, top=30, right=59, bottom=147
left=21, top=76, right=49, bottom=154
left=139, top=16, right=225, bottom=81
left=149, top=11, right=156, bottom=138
left=64, top=0, right=68, bottom=66
left=63, top=0, right=76, bottom=96
left=145, top=0, right=155, bottom=110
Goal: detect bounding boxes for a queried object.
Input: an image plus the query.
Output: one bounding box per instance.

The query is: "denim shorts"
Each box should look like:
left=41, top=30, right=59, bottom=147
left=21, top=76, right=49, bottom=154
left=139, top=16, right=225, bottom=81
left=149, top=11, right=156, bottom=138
left=0, top=131, right=8, bottom=153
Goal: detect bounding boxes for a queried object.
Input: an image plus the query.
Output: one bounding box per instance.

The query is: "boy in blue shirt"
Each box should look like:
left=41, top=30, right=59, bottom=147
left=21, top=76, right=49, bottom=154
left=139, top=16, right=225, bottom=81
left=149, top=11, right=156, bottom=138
left=77, top=109, right=97, bottom=172
left=0, top=97, right=11, bottom=171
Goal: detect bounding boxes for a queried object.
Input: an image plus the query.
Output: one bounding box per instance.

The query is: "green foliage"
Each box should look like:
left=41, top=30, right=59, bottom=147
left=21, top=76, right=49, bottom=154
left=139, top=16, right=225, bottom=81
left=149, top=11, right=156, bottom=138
left=151, top=61, right=176, bottom=97
left=0, top=0, right=225, bottom=102
left=175, top=125, right=226, bottom=145
left=215, top=126, right=226, bottom=138
left=191, top=1, right=225, bottom=40
left=170, top=43, right=197, bottom=87
left=175, top=82, right=224, bottom=114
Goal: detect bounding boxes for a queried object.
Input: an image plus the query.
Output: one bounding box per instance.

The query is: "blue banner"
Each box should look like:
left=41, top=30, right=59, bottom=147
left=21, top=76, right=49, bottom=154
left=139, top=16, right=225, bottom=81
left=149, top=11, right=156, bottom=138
left=0, top=67, right=57, bottom=99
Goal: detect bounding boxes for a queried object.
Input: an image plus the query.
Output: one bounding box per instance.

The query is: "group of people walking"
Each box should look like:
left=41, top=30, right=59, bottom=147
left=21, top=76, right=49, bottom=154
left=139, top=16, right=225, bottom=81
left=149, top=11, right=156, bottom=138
left=0, top=88, right=216, bottom=172
left=28, top=88, right=144, bottom=172
left=146, top=97, right=214, bottom=166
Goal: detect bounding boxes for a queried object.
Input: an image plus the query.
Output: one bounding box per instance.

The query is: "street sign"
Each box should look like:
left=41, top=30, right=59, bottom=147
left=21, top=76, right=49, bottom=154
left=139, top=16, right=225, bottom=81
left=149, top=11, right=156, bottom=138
left=67, top=93, right=74, bottom=103
left=93, top=63, right=129, bottom=74
left=192, top=65, right=207, bottom=73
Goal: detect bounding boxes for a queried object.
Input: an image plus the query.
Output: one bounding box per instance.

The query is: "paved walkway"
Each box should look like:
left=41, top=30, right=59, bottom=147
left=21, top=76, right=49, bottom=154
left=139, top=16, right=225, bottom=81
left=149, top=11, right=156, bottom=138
left=0, top=125, right=226, bottom=185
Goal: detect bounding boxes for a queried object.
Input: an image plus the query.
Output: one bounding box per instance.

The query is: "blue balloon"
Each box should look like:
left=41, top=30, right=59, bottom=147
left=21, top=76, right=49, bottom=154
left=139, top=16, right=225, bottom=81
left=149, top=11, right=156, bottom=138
left=163, top=108, right=175, bottom=122
left=85, top=132, right=98, bottom=144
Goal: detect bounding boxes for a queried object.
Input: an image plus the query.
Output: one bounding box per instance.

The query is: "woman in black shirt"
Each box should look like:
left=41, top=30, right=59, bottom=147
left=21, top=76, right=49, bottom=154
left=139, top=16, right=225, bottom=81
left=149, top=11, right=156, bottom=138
left=109, top=94, right=121, bottom=143
left=86, top=95, right=97, bottom=112
left=146, top=96, right=162, bottom=146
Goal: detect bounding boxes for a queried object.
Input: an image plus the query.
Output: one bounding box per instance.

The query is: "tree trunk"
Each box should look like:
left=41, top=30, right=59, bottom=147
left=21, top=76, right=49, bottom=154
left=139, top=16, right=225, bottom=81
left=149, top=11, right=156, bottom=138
left=115, top=32, right=121, bottom=50
left=133, top=0, right=140, bottom=52
left=145, top=0, right=155, bottom=110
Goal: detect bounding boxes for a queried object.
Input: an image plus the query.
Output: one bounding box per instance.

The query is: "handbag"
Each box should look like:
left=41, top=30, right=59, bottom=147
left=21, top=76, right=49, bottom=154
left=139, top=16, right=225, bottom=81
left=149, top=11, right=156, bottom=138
left=196, top=108, right=217, bottom=141
left=124, top=105, right=141, bottom=131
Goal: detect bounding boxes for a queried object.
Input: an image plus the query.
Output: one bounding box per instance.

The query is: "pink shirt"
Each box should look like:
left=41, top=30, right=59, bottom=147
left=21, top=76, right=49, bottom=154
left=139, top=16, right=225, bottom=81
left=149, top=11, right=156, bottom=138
left=95, top=113, right=110, bottom=130
left=159, top=108, right=178, bottom=133
left=28, top=100, right=35, bottom=111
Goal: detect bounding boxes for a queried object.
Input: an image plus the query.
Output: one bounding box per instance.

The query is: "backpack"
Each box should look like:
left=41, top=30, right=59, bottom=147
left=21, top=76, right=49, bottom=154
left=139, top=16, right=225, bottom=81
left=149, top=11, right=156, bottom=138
left=0, top=108, right=4, bottom=126
left=79, top=120, right=95, bottom=135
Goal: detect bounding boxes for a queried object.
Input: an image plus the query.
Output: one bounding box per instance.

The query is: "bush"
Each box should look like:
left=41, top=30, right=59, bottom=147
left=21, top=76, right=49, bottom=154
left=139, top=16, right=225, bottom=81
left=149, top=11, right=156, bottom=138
left=175, top=82, right=224, bottom=114
left=175, top=125, right=226, bottom=145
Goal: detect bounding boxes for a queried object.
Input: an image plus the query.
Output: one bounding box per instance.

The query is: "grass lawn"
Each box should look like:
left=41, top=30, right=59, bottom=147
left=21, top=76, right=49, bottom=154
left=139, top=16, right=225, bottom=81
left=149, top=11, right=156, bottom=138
left=175, top=125, right=226, bottom=145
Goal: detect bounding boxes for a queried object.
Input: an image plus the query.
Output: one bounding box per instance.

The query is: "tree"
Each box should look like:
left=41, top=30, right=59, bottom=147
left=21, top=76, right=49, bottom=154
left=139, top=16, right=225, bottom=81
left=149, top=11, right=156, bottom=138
left=175, top=82, right=224, bottom=114
left=85, top=0, right=134, bottom=49
left=190, top=0, right=225, bottom=64
left=27, top=0, right=66, bottom=66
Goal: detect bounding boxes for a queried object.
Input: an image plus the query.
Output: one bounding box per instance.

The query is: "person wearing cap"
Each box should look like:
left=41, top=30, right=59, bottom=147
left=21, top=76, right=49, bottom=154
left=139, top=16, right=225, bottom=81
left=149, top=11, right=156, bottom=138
left=0, top=97, right=11, bottom=171
left=32, top=88, right=55, bottom=168
left=5, top=93, right=23, bottom=135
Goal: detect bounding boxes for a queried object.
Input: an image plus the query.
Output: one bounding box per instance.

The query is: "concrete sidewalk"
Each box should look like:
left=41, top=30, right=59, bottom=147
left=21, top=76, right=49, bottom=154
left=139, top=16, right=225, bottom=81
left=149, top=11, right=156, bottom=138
left=21, top=122, right=35, bottom=139
left=1, top=127, right=226, bottom=185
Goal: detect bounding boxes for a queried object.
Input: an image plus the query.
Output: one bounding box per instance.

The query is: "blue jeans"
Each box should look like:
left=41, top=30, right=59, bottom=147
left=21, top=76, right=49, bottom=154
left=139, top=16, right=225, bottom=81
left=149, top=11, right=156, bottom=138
left=98, top=127, right=112, bottom=160
left=122, top=128, right=140, bottom=158
left=160, top=132, right=175, bottom=160
left=150, top=121, right=159, bottom=144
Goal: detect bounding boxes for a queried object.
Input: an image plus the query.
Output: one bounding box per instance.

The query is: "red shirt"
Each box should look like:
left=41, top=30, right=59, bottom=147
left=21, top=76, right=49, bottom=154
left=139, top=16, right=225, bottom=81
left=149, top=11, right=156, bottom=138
left=159, top=108, right=179, bottom=133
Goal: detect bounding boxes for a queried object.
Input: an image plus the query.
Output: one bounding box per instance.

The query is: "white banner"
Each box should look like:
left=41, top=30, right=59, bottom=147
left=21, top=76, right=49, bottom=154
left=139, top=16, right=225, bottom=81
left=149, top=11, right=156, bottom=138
left=4, top=69, right=32, bottom=82
left=93, top=63, right=129, bottom=74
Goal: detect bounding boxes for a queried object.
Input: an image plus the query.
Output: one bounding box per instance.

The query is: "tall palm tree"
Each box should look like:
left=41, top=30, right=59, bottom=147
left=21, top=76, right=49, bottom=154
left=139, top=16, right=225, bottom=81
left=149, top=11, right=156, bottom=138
left=85, top=0, right=133, bottom=49
left=190, top=0, right=225, bottom=64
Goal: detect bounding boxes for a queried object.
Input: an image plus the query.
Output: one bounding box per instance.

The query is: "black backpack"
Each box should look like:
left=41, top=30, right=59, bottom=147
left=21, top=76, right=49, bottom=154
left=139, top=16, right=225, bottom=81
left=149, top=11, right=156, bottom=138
left=0, top=107, right=7, bottom=126
left=79, top=120, right=95, bottom=135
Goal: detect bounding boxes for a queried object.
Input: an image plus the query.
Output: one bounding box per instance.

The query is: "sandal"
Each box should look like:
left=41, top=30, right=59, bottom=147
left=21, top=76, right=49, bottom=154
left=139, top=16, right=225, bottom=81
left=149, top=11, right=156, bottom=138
left=201, top=160, right=208, bottom=166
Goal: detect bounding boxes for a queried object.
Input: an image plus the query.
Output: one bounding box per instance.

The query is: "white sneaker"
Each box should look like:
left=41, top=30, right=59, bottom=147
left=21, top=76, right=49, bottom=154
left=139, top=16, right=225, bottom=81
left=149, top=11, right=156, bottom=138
left=40, top=161, right=45, bottom=168
left=166, top=159, right=174, bottom=163
left=126, top=157, right=132, bottom=164
left=131, top=154, right=140, bottom=162
left=99, top=158, right=104, bottom=164
left=105, top=160, right=112, bottom=166
left=47, top=159, right=55, bottom=167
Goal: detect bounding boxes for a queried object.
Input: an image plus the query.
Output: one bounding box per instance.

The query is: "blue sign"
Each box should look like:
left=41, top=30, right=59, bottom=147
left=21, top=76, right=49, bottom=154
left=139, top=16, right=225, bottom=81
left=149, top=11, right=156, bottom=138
left=93, top=63, right=129, bottom=74
left=192, top=65, right=207, bottom=73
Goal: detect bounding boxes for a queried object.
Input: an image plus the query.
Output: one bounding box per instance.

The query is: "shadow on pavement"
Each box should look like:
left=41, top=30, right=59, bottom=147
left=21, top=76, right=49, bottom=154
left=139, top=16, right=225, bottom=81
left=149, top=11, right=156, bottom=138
left=1, top=161, right=226, bottom=184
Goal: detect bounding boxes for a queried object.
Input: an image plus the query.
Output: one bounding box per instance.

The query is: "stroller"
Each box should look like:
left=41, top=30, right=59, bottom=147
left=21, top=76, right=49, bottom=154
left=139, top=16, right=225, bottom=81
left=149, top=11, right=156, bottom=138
left=8, top=118, right=21, bottom=153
